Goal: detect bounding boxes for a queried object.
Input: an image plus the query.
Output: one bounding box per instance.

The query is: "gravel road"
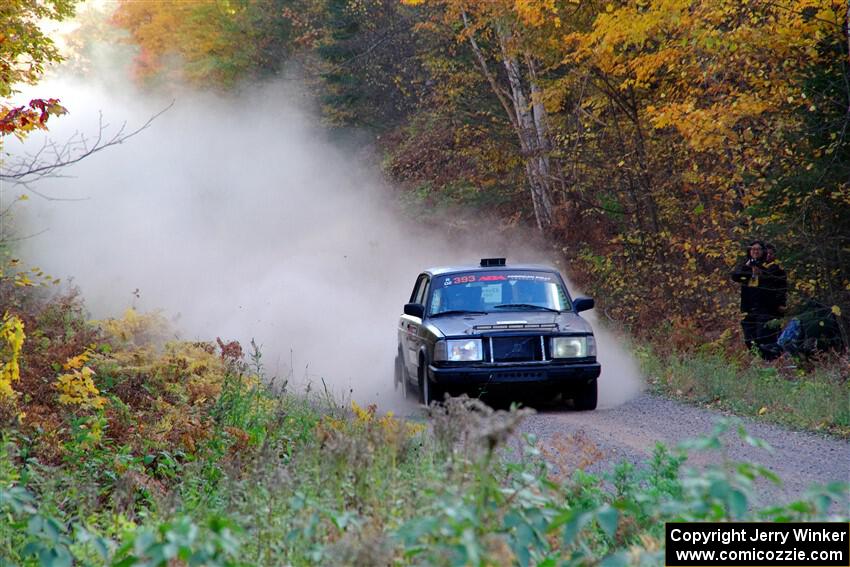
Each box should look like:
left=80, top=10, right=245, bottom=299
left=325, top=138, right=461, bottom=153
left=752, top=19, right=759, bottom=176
left=519, top=393, right=850, bottom=508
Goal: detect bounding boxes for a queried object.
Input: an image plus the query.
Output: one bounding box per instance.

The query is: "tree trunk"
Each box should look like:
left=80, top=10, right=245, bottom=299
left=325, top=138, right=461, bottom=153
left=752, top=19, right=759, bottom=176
left=496, top=27, right=554, bottom=232
left=527, top=54, right=559, bottom=219
left=461, top=12, right=555, bottom=233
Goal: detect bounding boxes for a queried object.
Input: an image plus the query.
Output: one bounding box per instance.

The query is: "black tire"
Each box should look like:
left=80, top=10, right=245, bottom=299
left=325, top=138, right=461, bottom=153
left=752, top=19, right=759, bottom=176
left=395, top=347, right=411, bottom=399
left=572, top=380, right=598, bottom=411
left=394, top=349, right=402, bottom=389
left=418, top=356, right=444, bottom=406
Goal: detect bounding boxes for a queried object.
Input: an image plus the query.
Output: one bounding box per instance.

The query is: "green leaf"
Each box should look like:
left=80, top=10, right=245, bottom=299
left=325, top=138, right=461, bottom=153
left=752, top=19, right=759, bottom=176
left=548, top=508, right=573, bottom=532
left=93, top=536, right=111, bottom=560
left=514, top=540, right=531, bottom=567
left=133, top=528, right=156, bottom=555
left=44, top=518, right=63, bottom=542
left=708, top=479, right=730, bottom=501
left=729, top=489, right=748, bottom=518
left=27, top=515, right=44, bottom=536
left=600, top=551, right=631, bottom=567
left=751, top=464, right=781, bottom=485
left=678, top=436, right=722, bottom=451
left=395, top=516, right=440, bottom=544
left=22, top=541, right=42, bottom=557
left=737, top=426, right=773, bottom=452
left=596, top=505, right=619, bottom=539
left=513, top=523, right=535, bottom=567
left=563, top=511, right=593, bottom=547
left=39, top=548, right=72, bottom=567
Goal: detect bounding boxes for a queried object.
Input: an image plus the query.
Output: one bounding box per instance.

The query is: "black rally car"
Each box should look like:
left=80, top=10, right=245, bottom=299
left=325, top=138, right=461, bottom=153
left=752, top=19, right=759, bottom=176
left=394, top=259, right=601, bottom=409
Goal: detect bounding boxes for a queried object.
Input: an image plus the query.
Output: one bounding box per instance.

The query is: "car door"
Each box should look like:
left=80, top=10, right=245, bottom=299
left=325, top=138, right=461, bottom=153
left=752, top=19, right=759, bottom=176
left=400, top=273, right=429, bottom=377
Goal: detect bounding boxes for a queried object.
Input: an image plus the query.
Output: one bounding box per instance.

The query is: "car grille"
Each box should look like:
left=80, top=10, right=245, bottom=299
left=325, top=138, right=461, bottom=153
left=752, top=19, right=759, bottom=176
left=489, top=336, right=544, bottom=363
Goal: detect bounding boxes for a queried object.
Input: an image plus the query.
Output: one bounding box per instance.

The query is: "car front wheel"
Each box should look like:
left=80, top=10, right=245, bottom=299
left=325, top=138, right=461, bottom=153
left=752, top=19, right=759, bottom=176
left=418, top=359, right=443, bottom=406
left=570, top=380, right=598, bottom=411
left=395, top=347, right=410, bottom=398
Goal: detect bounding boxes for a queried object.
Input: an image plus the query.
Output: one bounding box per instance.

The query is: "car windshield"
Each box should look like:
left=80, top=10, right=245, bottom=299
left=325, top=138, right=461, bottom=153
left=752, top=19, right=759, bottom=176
left=429, top=271, right=570, bottom=315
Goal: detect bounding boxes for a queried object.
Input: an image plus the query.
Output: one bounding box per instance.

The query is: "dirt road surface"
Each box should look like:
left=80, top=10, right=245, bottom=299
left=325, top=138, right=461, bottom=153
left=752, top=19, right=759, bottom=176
left=520, top=393, right=850, bottom=507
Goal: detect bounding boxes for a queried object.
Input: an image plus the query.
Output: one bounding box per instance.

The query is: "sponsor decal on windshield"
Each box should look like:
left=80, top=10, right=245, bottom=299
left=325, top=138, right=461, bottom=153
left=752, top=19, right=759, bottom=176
left=506, top=274, right=553, bottom=282
left=440, top=272, right=554, bottom=287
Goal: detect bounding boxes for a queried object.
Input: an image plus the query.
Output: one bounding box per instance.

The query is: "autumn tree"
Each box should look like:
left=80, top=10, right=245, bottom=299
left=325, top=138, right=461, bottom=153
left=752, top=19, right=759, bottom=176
left=555, top=0, right=849, bottom=336
left=1, top=0, right=158, bottom=282
left=1, top=0, right=77, bottom=243
left=112, top=0, right=314, bottom=88
left=400, top=0, right=574, bottom=233
left=314, top=0, right=428, bottom=130
left=0, top=1, right=77, bottom=139
left=106, top=0, right=849, bottom=343
left=0, top=0, right=75, bottom=294
left=0, top=1, right=162, bottom=194
left=329, top=0, right=849, bottom=337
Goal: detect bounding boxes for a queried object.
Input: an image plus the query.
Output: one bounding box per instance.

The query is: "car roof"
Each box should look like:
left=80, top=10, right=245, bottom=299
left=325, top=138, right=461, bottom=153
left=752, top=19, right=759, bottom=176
left=424, top=264, right=560, bottom=277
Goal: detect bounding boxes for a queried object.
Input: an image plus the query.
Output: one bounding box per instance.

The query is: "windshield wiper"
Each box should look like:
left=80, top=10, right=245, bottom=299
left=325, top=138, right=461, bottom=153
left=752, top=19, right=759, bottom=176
left=431, top=310, right=488, bottom=317
left=493, top=303, right=561, bottom=313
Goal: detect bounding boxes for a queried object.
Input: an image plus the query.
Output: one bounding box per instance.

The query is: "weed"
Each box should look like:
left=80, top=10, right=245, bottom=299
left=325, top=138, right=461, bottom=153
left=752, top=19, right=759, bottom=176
left=0, top=284, right=846, bottom=565
left=642, top=345, right=850, bottom=437
left=0, top=313, right=24, bottom=417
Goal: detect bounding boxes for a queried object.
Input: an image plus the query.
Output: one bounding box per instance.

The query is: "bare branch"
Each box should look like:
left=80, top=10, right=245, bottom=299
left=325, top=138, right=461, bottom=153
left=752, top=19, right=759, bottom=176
left=0, top=101, right=173, bottom=186
left=1, top=228, right=49, bottom=243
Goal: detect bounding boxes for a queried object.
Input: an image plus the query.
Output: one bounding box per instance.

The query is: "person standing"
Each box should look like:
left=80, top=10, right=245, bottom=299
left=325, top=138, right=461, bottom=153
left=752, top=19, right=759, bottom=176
left=731, top=240, right=771, bottom=354
left=758, top=243, right=788, bottom=358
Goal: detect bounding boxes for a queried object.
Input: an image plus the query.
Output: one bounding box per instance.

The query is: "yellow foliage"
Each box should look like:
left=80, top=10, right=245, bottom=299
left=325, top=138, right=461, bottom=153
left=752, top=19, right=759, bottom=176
left=99, top=308, right=171, bottom=347
left=568, top=0, right=838, bottom=156
left=351, top=400, right=372, bottom=422
left=350, top=400, right=426, bottom=439
left=0, top=313, right=25, bottom=401
left=63, top=347, right=95, bottom=370
left=112, top=0, right=293, bottom=87
left=513, top=0, right=560, bottom=28
left=56, top=366, right=106, bottom=410
left=0, top=258, right=60, bottom=289
left=322, top=400, right=426, bottom=453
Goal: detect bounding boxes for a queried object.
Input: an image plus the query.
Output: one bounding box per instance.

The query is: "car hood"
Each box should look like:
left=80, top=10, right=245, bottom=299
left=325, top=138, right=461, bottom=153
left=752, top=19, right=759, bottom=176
left=427, top=311, right=593, bottom=337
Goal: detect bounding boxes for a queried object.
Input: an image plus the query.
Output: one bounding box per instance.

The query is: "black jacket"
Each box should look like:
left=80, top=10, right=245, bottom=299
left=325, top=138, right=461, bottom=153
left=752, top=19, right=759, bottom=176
left=761, top=261, right=787, bottom=317
left=731, top=260, right=787, bottom=316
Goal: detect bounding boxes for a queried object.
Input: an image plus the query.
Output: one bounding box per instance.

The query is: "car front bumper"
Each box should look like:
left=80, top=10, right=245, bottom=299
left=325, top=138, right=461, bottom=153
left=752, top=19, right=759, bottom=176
left=428, top=361, right=600, bottom=388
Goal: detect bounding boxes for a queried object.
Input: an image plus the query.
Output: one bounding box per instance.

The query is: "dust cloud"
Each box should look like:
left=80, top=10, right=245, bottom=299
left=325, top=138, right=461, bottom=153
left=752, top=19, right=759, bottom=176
left=585, top=313, right=644, bottom=408
left=5, top=46, right=642, bottom=412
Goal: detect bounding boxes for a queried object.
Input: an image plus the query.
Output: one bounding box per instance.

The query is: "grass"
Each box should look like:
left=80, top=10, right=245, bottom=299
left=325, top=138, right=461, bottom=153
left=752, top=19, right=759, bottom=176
left=2, top=356, right=848, bottom=565
left=1, top=388, right=847, bottom=566
left=0, top=288, right=847, bottom=565
left=638, top=345, right=850, bottom=438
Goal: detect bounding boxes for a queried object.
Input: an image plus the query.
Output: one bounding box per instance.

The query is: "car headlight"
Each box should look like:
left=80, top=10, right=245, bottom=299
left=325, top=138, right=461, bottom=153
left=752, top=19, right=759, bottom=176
left=551, top=336, right=594, bottom=358
left=434, top=339, right=483, bottom=362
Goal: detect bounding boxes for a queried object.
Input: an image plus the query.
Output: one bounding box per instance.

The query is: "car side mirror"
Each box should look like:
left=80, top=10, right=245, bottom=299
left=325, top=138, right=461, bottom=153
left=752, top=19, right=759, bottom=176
left=404, top=303, right=425, bottom=318
left=573, top=297, right=594, bottom=313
